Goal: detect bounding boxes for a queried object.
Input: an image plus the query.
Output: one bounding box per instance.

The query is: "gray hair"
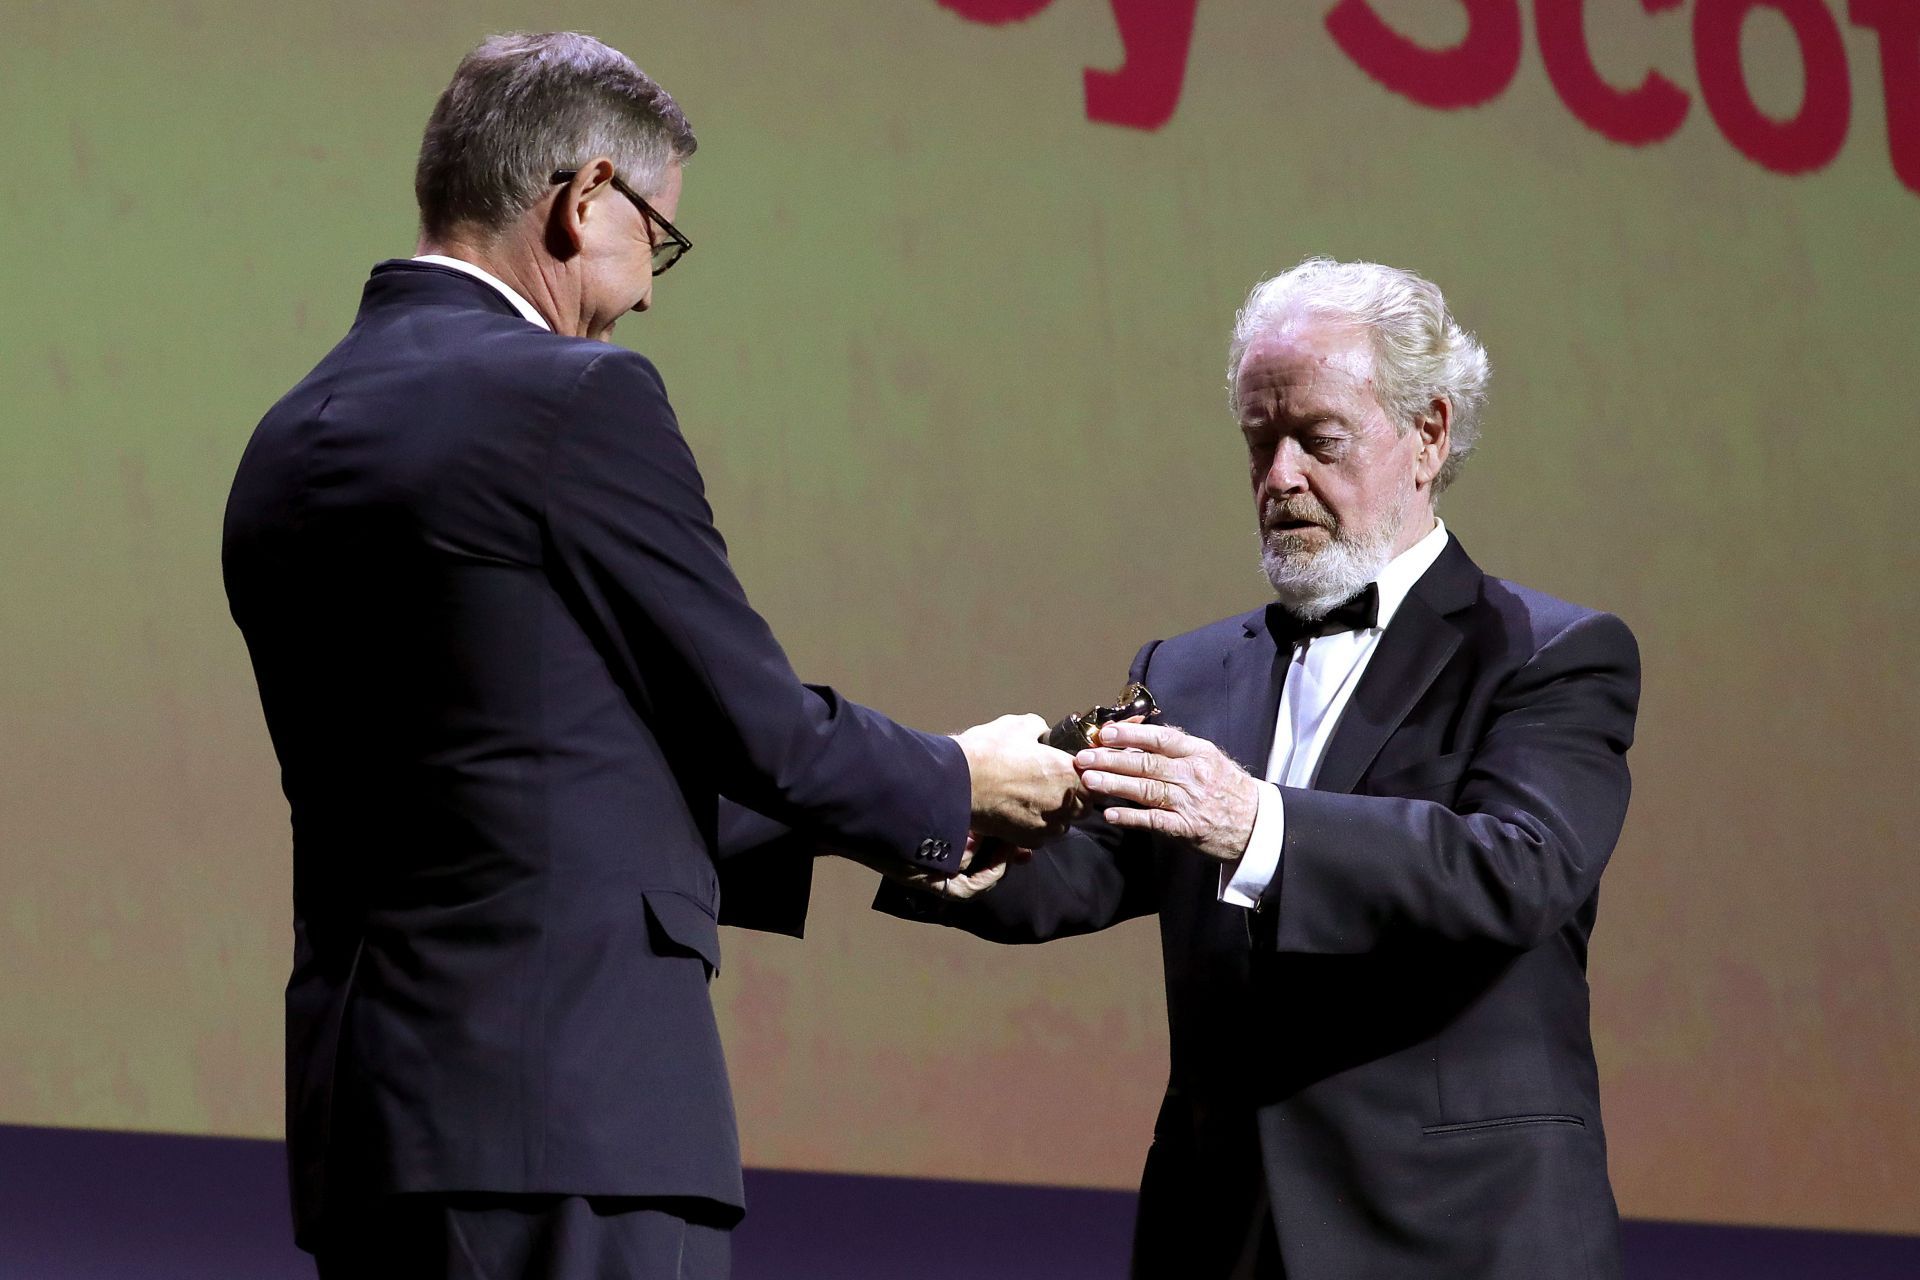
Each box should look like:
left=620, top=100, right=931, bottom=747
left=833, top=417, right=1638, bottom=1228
left=415, top=32, right=696, bottom=239
left=1227, top=258, right=1490, bottom=494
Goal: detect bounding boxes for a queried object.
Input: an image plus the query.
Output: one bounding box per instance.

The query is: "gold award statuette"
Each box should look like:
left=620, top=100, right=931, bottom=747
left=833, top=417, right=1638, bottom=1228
left=1045, top=683, right=1160, bottom=753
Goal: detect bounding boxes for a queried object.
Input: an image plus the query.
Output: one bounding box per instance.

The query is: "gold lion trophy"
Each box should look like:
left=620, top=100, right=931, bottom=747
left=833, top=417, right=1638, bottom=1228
left=1044, top=682, right=1160, bottom=753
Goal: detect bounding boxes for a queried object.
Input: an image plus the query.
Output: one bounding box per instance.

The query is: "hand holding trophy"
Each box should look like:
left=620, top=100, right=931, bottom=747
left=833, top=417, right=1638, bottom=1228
left=1044, top=682, right=1160, bottom=753
left=964, top=683, right=1164, bottom=891
left=880, top=686, right=1162, bottom=899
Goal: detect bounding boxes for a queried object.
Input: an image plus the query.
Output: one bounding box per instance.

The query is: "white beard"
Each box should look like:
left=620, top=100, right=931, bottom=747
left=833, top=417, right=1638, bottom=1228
left=1260, top=502, right=1404, bottom=620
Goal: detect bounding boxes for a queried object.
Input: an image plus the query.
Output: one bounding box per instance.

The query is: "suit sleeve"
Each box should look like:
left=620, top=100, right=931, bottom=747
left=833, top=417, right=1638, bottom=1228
left=875, top=822, right=1157, bottom=942
left=712, top=800, right=817, bottom=937
left=544, top=349, right=968, bottom=874
left=874, top=640, right=1164, bottom=941
left=1273, top=610, right=1639, bottom=954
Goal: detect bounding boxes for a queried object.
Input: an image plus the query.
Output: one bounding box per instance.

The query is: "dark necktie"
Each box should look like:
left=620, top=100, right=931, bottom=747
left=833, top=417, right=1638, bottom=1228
left=1264, top=582, right=1380, bottom=647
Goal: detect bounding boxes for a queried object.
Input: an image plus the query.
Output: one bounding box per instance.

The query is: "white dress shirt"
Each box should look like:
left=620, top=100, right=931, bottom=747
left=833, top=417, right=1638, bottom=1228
left=1219, top=519, right=1451, bottom=908
left=411, top=254, right=551, bottom=331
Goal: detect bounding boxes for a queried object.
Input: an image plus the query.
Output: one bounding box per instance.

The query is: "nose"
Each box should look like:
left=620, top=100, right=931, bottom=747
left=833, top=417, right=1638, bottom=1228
left=1260, top=437, right=1309, bottom=497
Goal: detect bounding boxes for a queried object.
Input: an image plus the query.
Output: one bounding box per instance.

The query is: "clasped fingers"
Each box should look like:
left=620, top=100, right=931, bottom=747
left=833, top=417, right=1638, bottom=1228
left=1075, top=745, right=1170, bottom=778
left=1076, top=748, right=1184, bottom=810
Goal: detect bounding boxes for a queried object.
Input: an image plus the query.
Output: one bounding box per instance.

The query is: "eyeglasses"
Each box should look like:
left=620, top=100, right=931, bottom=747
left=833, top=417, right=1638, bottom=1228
left=551, top=169, right=692, bottom=276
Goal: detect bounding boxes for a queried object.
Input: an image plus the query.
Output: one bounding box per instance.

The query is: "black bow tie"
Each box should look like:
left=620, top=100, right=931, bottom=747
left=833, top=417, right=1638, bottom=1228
left=1265, top=583, right=1380, bottom=646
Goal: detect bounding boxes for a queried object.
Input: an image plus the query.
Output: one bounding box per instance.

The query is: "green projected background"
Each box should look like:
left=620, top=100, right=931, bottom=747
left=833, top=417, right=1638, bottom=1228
left=3, top=0, right=1916, bottom=1236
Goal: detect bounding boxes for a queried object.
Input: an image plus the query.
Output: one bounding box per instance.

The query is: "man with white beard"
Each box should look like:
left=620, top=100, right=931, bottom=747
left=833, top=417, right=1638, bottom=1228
left=880, top=258, right=1641, bottom=1279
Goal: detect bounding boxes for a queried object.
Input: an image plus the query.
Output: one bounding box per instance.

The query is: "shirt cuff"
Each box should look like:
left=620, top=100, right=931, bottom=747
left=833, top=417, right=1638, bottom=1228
left=1218, top=781, right=1284, bottom=909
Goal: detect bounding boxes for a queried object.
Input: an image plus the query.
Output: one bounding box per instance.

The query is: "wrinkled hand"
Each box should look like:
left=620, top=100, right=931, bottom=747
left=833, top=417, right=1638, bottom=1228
left=1075, top=722, right=1260, bottom=863
left=954, top=713, right=1086, bottom=843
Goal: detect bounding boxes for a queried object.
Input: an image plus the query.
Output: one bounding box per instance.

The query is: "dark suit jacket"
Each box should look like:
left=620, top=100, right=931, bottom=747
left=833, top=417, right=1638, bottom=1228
left=880, top=537, right=1638, bottom=1279
left=224, top=261, right=970, bottom=1248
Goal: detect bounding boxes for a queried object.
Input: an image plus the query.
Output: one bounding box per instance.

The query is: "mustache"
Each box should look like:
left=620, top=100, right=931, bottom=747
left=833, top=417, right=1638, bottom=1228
left=1261, top=497, right=1336, bottom=534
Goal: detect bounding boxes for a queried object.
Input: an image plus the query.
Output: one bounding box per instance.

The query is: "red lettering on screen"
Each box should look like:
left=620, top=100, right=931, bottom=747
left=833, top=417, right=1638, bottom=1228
left=1536, top=0, right=1692, bottom=144
left=1324, top=0, right=1524, bottom=109
left=1694, top=0, right=1851, bottom=172
left=935, top=0, right=1917, bottom=195
left=937, top=0, right=1057, bottom=22
left=1085, top=0, right=1202, bottom=129
left=1851, top=0, right=1920, bottom=193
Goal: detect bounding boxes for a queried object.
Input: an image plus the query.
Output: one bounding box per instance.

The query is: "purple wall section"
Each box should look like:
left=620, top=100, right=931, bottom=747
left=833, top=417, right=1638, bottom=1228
left=1, top=1124, right=1913, bottom=1279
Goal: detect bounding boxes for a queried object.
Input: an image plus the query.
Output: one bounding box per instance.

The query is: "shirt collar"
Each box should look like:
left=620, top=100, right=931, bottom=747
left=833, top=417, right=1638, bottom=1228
left=1371, top=517, right=1450, bottom=631
left=411, top=254, right=551, bottom=331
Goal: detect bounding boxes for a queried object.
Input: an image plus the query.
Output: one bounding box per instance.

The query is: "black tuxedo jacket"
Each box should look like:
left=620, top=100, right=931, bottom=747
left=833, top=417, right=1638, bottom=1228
left=881, top=537, right=1638, bottom=1279
left=224, top=261, right=970, bottom=1248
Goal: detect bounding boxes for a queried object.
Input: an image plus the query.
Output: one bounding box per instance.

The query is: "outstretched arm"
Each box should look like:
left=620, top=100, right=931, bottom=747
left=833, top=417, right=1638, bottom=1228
left=873, top=820, right=1157, bottom=944
left=547, top=350, right=1082, bottom=872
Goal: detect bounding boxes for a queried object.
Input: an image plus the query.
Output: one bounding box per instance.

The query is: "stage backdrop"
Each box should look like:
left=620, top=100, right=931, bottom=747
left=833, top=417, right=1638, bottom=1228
left=3, top=0, right=1915, bottom=1239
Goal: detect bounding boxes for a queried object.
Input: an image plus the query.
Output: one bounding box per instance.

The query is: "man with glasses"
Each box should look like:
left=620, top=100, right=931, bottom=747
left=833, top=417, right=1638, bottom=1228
left=550, top=167, right=693, bottom=277
left=223, top=31, right=1081, bottom=1280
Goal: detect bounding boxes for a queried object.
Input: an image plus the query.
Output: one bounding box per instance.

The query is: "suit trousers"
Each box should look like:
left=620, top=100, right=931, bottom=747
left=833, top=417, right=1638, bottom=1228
left=1228, top=1164, right=1284, bottom=1280
left=311, top=1193, right=732, bottom=1280
left=1133, top=1098, right=1283, bottom=1279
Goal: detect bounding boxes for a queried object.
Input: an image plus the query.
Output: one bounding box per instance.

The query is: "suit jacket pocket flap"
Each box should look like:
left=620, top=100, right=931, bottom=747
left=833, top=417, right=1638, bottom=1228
left=643, top=889, right=723, bottom=975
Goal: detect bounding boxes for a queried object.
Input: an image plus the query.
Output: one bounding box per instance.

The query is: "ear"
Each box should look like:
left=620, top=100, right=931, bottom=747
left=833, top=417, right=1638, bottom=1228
left=546, top=157, right=618, bottom=258
left=1412, top=396, right=1451, bottom=490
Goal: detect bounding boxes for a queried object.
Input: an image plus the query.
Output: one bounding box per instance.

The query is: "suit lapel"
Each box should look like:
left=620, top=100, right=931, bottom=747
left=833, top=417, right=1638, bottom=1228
left=1215, top=614, right=1285, bottom=954
left=1216, top=613, right=1286, bottom=776
left=1310, top=537, right=1481, bottom=795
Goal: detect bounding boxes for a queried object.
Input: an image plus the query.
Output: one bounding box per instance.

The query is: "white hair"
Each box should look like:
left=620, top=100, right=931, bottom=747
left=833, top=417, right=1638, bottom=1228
left=1227, top=258, right=1490, bottom=494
